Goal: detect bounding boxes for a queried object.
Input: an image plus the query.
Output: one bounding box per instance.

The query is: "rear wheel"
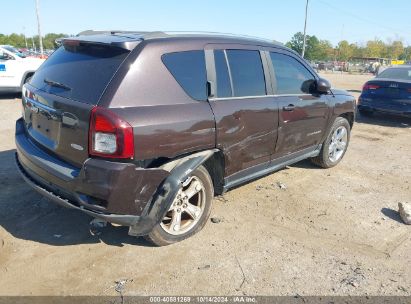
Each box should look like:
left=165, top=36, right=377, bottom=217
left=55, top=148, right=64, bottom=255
left=311, top=117, right=351, bottom=168
left=145, top=165, right=213, bottom=246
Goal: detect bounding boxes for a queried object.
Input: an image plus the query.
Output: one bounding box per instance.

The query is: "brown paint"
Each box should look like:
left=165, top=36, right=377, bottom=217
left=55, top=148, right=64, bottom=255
left=16, top=32, right=356, bottom=222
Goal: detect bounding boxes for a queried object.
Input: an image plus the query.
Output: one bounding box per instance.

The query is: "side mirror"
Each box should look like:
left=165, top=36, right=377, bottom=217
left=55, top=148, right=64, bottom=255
left=316, top=78, right=331, bottom=94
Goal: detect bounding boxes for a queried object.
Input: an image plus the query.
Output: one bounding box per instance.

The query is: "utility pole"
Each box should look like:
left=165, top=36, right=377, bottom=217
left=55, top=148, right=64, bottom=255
left=23, top=27, right=28, bottom=49
left=31, top=37, right=36, bottom=52
left=302, top=0, right=309, bottom=58
left=35, top=0, right=44, bottom=55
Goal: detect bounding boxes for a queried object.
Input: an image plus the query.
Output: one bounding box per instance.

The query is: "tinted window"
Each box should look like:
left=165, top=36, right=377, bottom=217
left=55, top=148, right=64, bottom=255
left=162, top=50, right=207, bottom=100
left=214, top=50, right=232, bottom=98
left=30, top=44, right=129, bottom=104
left=226, top=50, right=266, bottom=97
left=270, top=52, right=315, bottom=94
left=378, top=68, right=411, bottom=80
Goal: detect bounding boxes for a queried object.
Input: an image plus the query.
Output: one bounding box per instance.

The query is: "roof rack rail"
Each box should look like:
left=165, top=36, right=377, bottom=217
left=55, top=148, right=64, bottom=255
left=162, top=31, right=282, bottom=44
left=75, top=30, right=282, bottom=45
left=76, top=30, right=149, bottom=36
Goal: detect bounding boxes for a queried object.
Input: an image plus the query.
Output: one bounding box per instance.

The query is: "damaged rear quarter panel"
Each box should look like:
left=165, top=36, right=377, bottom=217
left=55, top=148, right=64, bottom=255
left=76, top=159, right=169, bottom=215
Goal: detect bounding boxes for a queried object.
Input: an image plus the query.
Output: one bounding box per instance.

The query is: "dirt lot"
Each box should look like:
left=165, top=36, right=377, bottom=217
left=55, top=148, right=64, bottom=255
left=0, top=73, right=410, bottom=296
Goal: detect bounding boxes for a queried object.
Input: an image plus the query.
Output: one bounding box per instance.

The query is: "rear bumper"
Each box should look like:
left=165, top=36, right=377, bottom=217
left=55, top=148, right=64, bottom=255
left=358, top=96, right=411, bottom=117
left=358, top=104, right=411, bottom=117
left=15, top=118, right=169, bottom=229
left=15, top=154, right=142, bottom=226
left=0, top=86, right=21, bottom=93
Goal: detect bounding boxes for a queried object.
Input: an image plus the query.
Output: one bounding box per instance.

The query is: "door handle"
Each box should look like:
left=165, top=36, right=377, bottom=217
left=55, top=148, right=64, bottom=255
left=283, top=104, right=295, bottom=111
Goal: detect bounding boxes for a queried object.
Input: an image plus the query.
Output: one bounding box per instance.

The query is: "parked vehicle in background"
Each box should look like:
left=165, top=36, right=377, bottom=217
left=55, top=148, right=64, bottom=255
left=358, top=65, right=411, bottom=117
left=0, top=46, right=45, bottom=93
left=15, top=31, right=356, bottom=246
left=0, top=45, right=26, bottom=58
left=18, top=48, right=52, bottom=59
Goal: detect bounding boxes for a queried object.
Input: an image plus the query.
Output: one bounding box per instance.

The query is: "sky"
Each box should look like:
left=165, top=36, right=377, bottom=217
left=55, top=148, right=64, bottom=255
left=2, top=0, right=411, bottom=46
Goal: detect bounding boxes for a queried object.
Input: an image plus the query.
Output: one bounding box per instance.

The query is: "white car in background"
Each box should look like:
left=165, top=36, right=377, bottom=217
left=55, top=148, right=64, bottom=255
left=0, top=46, right=45, bottom=93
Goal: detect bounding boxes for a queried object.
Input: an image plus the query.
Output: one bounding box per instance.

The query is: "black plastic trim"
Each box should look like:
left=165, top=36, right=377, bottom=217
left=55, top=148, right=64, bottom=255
left=224, top=145, right=321, bottom=191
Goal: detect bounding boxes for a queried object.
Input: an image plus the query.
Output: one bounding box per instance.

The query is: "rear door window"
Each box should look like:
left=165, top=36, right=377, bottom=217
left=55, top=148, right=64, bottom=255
left=225, top=50, right=266, bottom=97
left=214, top=50, right=232, bottom=98
left=162, top=50, right=207, bottom=101
left=270, top=52, right=315, bottom=94
left=30, top=44, right=130, bottom=104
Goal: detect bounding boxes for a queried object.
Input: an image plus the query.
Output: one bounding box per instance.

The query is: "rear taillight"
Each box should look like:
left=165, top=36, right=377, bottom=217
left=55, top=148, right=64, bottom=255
left=363, top=84, right=380, bottom=91
left=89, top=107, right=134, bottom=159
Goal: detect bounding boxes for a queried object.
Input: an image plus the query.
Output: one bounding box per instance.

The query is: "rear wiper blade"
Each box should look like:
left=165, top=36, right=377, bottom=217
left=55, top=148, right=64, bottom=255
left=44, top=78, right=72, bottom=91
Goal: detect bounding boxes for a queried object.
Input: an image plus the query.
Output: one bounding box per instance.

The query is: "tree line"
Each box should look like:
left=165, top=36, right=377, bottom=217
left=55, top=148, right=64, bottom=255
left=1, top=31, right=410, bottom=61
left=286, top=32, right=411, bottom=62
left=0, top=33, right=67, bottom=50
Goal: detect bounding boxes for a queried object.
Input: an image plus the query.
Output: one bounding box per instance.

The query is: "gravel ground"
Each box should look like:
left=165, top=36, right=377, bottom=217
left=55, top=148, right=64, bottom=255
left=0, top=73, right=410, bottom=296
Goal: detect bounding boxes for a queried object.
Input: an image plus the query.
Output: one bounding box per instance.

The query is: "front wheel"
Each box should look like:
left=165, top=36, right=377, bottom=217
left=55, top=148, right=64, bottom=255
left=311, top=117, right=351, bottom=168
left=145, top=165, right=213, bottom=246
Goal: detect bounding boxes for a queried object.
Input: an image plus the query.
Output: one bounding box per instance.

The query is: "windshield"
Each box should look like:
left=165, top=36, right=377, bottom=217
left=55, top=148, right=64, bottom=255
left=378, top=67, right=411, bottom=81
left=29, top=44, right=130, bottom=104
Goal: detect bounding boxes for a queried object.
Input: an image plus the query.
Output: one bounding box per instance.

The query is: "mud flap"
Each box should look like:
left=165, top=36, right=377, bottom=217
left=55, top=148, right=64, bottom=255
left=128, top=149, right=218, bottom=236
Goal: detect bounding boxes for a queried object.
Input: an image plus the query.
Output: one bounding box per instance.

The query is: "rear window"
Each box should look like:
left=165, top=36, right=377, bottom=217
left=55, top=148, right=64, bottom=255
left=30, top=44, right=129, bottom=104
left=225, top=50, right=266, bottom=97
left=214, top=50, right=232, bottom=98
left=378, top=68, right=411, bottom=81
left=162, top=50, right=207, bottom=101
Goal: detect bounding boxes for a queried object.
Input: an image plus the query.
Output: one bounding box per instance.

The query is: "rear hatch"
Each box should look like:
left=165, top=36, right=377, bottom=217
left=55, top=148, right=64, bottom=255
left=22, top=37, right=135, bottom=167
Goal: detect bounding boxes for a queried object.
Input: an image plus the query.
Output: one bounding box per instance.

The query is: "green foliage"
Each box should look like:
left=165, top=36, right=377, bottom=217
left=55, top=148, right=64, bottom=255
left=285, top=32, right=333, bottom=61
left=337, top=40, right=352, bottom=61
left=286, top=32, right=410, bottom=61
left=0, top=32, right=67, bottom=50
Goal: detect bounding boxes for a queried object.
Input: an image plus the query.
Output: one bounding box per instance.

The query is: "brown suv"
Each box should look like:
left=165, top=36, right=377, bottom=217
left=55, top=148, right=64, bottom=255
left=15, top=31, right=356, bottom=246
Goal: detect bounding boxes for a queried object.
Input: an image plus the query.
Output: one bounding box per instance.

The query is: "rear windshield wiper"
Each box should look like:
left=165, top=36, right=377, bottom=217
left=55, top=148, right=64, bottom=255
left=44, top=78, right=72, bottom=91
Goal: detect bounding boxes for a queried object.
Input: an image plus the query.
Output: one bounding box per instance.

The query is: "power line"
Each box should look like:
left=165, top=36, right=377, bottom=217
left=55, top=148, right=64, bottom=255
left=317, top=0, right=406, bottom=35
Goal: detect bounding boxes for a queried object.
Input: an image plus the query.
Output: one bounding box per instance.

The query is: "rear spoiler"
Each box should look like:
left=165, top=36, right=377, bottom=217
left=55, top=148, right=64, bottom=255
left=59, top=33, right=144, bottom=51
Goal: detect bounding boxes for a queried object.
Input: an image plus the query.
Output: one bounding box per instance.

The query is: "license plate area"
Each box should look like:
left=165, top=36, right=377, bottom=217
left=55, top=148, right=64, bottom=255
left=30, top=112, right=61, bottom=143
left=380, top=88, right=399, bottom=98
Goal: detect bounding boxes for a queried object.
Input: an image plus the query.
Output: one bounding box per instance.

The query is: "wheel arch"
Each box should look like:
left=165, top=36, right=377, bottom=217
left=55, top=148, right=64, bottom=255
left=202, top=149, right=225, bottom=196
left=129, top=148, right=221, bottom=236
left=20, top=71, right=35, bottom=88
left=339, top=112, right=354, bottom=129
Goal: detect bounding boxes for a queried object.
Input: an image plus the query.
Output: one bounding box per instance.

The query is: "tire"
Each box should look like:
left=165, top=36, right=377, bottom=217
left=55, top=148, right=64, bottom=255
left=145, top=165, right=214, bottom=246
left=311, top=117, right=351, bottom=168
